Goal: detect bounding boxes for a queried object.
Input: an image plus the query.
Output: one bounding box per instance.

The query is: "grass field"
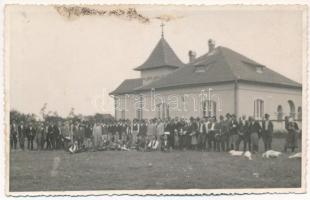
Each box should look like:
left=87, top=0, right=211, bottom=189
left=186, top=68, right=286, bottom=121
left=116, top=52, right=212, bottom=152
left=9, top=138, right=302, bottom=191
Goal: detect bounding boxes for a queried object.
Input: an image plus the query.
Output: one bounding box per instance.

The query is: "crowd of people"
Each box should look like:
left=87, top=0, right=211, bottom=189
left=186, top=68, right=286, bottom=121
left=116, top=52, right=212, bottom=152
left=10, top=113, right=301, bottom=154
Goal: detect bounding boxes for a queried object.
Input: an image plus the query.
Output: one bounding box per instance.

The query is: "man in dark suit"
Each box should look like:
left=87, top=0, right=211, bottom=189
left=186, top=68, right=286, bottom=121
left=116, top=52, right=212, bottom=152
left=262, top=113, right=274, bottom=151
left=18, top=121, right=26, bottom=150
left=198, top=117, right=207, bottom=151
left=236, top=115, right=248, bottom=151
left=247, top=117, right=261, bottom=153
left=208, top=117, right=217, bottom=151
left=229, top=114, right=239, bottom=150
left=46, top=123, right=54, bottom=150
left=165, top=119, right=174, bottom=149
left=217, top=115, right=226, bottom=152
left=10, top=120, right=18, bottom=150
left=26, top=123, right=36, bottom=150
left=177, top=118, right=186, bottom=150
left=223, top=113, right=232, bottom=151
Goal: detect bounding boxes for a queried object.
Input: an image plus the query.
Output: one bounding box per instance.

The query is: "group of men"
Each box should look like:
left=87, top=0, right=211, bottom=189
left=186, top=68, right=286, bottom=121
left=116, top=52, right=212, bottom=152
left=136, top=113, right=275, bottom=153
left=10, top=120, right=67, bottom=151
left=10, top=113, right=300, bottom=153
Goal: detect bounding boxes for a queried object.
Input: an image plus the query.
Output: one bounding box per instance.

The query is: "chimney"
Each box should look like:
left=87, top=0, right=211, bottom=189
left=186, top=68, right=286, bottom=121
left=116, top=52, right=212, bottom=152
left=188, top=50, right=197, bottom=63
left=208, top=39, right=215, bottom=53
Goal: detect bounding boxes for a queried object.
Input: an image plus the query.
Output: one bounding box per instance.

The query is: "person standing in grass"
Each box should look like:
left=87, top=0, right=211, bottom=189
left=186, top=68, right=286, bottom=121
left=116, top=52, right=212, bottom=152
left=36, top=122, right=45, bottom=150
left=26, top=123, right=36, bottom=151
left=156, top=119, right=165, bottom=139
left=120, top=121, right=128, bottom=145
left=218, top=115, right=227, bottom=152
left=188, top=117, right=198, bottom=150
left=84, top=121, right=93, bottom=150
left=197, top=118, right=204, bottom=151
left=223, top=114, right=232, bottom=151
left=262, top=113, right=274, bottom=151
left=78, top=121, right=86, bottom=149
left=131, top=119, right=140, bottom=148
left=165, top=119, right=174, bottom=149
left=46, top=122, right=53, bottom=150
left=10, top=120, right=18, bottom=150
left=137, top=120, right=147, bottom=151
left=92, top=121, right=103, bottom=151
left=72, top=121, right=79, bottom=149
left=204, top=117, right=211, bottom=151
left=213, top=117, right=223, bottom=152
left=284, top=116, right=299, bottom=153
left=53, top=122, right=61, bottom=149
left=18, top=121, right=26, bottom=150
left=101, top=122, right=109, bottom=147
left=208, top=116, right=218, bottom=151
left=178, top=118, right=185, bottom=150
left=146, top=119, right=156, bottom=147
left=229, top=114, right=239, bottom=151
left=247, top=116, right=261, bottom=153
left=59, top=121, right=71, bottom=151
left=236, top=115, right=248, bottom=151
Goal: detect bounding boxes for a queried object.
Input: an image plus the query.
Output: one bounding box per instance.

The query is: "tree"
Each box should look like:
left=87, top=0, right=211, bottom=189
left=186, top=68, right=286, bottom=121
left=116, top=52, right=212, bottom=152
left=68, top=107, right=75, bottom=118
left=40, top=103, right=48, bottom=120
left=10, top=109, right=37, bottom=124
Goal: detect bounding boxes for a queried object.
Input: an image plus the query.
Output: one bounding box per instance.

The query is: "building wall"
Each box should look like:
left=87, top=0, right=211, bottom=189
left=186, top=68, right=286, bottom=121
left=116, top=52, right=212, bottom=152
left=237, top=82, right=302, bottom=120
left=141, top=67, right=177, bottom=85
left=115, top=83, right=236, bottom=120
left=115, top=82, right=302, bottom=127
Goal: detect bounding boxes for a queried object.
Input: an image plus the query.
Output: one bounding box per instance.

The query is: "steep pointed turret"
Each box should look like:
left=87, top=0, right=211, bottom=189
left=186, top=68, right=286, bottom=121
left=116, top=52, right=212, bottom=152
left=134, top=37, right=184, bottom=71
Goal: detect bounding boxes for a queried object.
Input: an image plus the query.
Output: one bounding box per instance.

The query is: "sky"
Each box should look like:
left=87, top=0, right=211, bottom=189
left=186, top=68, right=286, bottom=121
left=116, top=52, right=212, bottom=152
left=6, top=5, right=305, bottom=117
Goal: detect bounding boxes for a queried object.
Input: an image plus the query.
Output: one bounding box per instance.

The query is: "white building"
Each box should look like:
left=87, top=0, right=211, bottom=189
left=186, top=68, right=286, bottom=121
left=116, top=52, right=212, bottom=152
left=110, top=34, right=302, bottom=128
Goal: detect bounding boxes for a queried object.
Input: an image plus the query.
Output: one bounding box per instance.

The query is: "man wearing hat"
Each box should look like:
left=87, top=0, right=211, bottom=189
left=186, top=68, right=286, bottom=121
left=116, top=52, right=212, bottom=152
left=262, top=113, right=273, bottom=151
left=228, top=114, right=239, bottom=150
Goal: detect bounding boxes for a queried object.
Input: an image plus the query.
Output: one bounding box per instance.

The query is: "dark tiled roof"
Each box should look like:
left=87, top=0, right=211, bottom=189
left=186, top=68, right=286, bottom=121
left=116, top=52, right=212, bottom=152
left=109, top=78, right=142, bottom=95
left=135, top=46, right=302, bottom=91
left=134, top=37, right=185, bottom=71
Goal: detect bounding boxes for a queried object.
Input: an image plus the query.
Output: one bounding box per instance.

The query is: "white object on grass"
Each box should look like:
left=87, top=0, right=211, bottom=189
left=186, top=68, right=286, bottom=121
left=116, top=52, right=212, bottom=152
left=229, top=150, right=243, bottom=156
left=244, top=151, right=252, bottom=160
left=262, top=150, right=282, bottom=158
left=289, top=152, right=302, bottom=159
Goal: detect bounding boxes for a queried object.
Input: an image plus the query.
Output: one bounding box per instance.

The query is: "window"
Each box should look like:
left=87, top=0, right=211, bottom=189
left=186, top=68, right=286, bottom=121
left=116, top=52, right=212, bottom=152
left=288, top=100, right=295, bottom=119
left=136, top=95, right=143, bottom=120
left=297, top=106, right=302, bottom=121
left=194, top=61, right=215, bottom=73
left=277, top=105, right=283, bottom=121
left=156, top=103, right=169, bottom=119
left=254, top=99, right=264, bottom=119
left=203, top=100, right=216, bottom=118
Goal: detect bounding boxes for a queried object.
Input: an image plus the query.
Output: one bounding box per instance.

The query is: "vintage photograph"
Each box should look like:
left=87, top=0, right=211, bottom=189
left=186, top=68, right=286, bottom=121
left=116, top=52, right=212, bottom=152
left=5, top=4, right=307, bottom=195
